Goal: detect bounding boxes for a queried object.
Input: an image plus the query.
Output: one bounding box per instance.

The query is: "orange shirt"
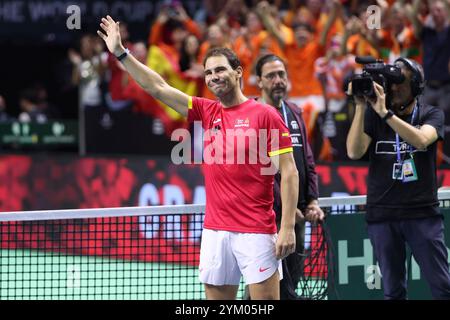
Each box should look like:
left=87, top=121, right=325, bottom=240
left=148, top=19, right=201, bottom=46
left=347, top=34, right=380, bottom=59
left=285, top=40, right=325, bottom=97
left=253, top=27, right=293, bottom=59
left=233, top=35, right=260, bottom=97
left=316, top=12, right=345, bottom=45
left=232, top=26, right=293, bottom=97
left=378, top=26, right=422, bottom=63
left=284, top=8, right=344, bottom=45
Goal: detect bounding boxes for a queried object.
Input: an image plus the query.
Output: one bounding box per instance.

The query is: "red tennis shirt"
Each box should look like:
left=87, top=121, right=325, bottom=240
left=188, top=96, right=293, bottom=233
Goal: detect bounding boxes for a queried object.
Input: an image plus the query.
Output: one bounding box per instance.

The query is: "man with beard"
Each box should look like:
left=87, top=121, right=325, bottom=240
left=346, top=58, right=450, bottom=299
left=98, top=16, right=299, bottom=300
left=250, top=54, right=325, bottom=299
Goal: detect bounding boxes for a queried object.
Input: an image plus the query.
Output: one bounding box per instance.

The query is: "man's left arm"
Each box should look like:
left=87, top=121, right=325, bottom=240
left=273, top=152, right=299, bottom=260
left=370, top=83, right=440, bottom=149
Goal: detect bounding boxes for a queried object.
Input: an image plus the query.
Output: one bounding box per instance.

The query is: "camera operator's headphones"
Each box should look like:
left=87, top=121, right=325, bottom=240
left=394, top=57, right=425, bottom=98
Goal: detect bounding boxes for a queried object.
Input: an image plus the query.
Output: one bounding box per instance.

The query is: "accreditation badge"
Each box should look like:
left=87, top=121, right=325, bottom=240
left=402, top=158, right=418, bottom=182
left=392, top=163, right=403, bottom=180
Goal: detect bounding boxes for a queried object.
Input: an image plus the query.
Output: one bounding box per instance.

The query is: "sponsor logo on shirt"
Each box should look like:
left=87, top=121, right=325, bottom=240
left=171, top=121, right=286, bottom=175
left=234, top=118, right=250, bottom=128
left=290, top=133, right=303, bottom=147
left=375, top=140, right=426, bottom=154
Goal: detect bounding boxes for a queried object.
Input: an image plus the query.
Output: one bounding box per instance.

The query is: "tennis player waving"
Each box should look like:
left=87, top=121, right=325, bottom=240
left=98, top=15, right=299, bottom=300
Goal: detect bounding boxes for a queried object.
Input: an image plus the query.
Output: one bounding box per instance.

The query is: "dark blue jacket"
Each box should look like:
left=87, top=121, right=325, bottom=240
left=273, top=100, right=319, bottom=217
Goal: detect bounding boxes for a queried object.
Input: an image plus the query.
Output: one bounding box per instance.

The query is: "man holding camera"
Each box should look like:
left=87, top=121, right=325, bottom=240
left=346, top=58, right=450, bottom=299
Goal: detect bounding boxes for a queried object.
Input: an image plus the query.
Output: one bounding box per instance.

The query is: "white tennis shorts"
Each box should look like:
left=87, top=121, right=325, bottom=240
left=199, top=228, right=283, bottom=286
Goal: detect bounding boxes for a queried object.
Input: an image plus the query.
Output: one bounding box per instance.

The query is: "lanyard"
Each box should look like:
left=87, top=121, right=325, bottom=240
left=281, top=101, right=288, bottom=124
left=262, top=97, right=288, bottom=124
left=395, top=104, right=418, bottom=163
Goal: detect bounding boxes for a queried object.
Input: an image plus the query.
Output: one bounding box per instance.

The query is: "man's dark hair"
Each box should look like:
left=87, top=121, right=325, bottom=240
left=255, top=54, right=287, bottom=77
left=202, top=47, right=241, bottom=70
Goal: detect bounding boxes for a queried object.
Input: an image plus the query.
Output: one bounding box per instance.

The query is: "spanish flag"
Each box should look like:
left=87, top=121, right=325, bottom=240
left=123, top=43, right=200, bottom=137
left=146, top=43, right=199, bottom=122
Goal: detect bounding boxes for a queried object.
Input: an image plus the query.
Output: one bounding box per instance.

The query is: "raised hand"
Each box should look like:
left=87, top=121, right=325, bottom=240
left=173, top=4, right=189, bottom=22
left=256, top=0, right=270, bottom=16
left=97, top=15, right=124, bottom=56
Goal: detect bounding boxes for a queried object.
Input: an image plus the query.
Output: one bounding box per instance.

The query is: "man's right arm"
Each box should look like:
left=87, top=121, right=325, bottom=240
left=346, top=87, right=372, bottom=160
left=273, top=152, right=298, bottom=260
left=98, top=15, right=190, bottom=117
left=256, top=1, right=288, bottom=49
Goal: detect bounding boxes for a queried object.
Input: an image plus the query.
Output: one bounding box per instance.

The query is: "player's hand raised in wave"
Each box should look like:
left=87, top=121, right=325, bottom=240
left=97, top=15, right=124, bottom=57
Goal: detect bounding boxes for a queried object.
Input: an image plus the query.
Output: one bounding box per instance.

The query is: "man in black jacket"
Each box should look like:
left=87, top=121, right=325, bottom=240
left=253, top=53, right=325, bottom=299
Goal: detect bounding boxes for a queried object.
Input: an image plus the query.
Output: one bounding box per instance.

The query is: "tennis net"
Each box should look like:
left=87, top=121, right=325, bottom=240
left=0, top=204, right=330, bottom=300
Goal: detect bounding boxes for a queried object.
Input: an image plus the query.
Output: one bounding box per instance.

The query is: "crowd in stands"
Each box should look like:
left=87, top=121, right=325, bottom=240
left=1, top=0, right=449, bottom=162
left=0, top=84, right=60, bottom=125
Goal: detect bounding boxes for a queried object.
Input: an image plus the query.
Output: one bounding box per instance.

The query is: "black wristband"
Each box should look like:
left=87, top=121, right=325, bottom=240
left=116, top=48, right=129, bottom=62
left=382, top=110, right=394, bottom=121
